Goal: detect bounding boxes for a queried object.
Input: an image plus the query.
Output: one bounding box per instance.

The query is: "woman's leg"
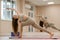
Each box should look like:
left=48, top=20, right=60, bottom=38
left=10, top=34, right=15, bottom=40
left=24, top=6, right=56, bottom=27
left=31, top=22, right=54, bottom=38
left=24, top=18, right=54, bottom=36
left=21, top=18, right=54, bottom=38
left=51, top=26, right=60, bottom=31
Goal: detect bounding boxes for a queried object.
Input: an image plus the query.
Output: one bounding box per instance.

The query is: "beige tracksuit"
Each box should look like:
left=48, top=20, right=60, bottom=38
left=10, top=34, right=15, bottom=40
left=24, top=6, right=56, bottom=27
left=19, top=14, right=51, bottom=33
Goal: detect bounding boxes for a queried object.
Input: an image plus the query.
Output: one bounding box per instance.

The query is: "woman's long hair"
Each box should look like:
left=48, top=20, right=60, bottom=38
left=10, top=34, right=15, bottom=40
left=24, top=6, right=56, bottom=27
left=12, top=18, right=18, bottom=34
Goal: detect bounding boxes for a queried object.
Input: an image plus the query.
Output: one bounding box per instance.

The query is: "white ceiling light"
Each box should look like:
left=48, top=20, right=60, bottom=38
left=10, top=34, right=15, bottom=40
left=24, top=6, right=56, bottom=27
left=25, top=4, right=31, bottom=9
left=43, top=0, right=48, bottom=1
left=48, top=2, right=54, bottom=4
left=7, top=2, right=10, bottom=5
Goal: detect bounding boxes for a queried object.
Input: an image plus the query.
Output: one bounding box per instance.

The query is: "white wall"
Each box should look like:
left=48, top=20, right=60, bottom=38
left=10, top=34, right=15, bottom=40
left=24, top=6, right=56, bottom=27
left=0, top=21, right=12, bottom=36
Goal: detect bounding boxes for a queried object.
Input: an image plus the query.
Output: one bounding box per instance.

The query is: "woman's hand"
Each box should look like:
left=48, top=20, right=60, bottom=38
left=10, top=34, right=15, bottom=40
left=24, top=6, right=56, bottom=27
left=6, top=8, right=20, bottom=16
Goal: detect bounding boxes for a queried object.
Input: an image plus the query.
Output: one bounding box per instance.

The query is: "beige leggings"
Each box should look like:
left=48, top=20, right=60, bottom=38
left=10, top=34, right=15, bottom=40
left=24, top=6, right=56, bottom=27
left=45, top=23, right=60, bottom=31
left=21, top=18, right=51, bottom=34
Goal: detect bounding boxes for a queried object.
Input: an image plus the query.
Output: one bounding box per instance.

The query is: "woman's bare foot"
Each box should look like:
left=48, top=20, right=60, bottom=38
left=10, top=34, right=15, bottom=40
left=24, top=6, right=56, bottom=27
left=49, top=32, right=54, bottom=38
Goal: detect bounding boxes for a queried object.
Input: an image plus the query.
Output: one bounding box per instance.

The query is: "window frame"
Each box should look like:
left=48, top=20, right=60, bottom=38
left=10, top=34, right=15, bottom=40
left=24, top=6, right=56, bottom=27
left=1, top=0, right=16, bottom=21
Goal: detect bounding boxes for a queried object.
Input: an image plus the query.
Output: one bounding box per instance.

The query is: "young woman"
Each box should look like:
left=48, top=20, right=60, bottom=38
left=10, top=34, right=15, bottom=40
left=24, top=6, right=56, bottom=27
left=6, top=8, right=54, bottom=38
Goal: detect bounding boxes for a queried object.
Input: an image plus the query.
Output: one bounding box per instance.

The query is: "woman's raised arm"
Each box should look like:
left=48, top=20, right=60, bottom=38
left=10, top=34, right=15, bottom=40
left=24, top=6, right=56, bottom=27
left=6, top=8, right=20, bottom=16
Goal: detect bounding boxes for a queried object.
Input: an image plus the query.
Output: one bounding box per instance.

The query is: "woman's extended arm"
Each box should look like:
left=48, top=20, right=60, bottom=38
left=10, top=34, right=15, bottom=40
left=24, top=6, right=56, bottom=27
left=6, top=8, right=20, bottom=16
left=18, top=20, right=23, bottom=38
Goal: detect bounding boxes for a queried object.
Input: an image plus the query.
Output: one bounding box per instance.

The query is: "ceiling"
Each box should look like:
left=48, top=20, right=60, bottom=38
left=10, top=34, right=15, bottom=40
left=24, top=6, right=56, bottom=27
left=26, top=0, right=60, bottom=6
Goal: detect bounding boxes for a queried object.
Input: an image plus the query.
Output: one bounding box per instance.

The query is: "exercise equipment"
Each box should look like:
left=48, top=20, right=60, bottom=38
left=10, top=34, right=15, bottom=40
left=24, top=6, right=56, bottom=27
left=9, top=32, right=20, bottom=39
left=11, top=32, right=20, bottom=36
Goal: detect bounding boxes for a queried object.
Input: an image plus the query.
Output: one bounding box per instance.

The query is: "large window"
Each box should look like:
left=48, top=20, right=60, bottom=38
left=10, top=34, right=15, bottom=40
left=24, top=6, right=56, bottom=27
left=1, top=0, right=16, bottom=20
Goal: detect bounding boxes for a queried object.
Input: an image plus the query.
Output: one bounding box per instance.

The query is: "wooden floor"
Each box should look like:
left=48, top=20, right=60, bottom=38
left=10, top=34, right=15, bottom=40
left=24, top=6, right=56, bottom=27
left=0, top=32, right=60, bottom=40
